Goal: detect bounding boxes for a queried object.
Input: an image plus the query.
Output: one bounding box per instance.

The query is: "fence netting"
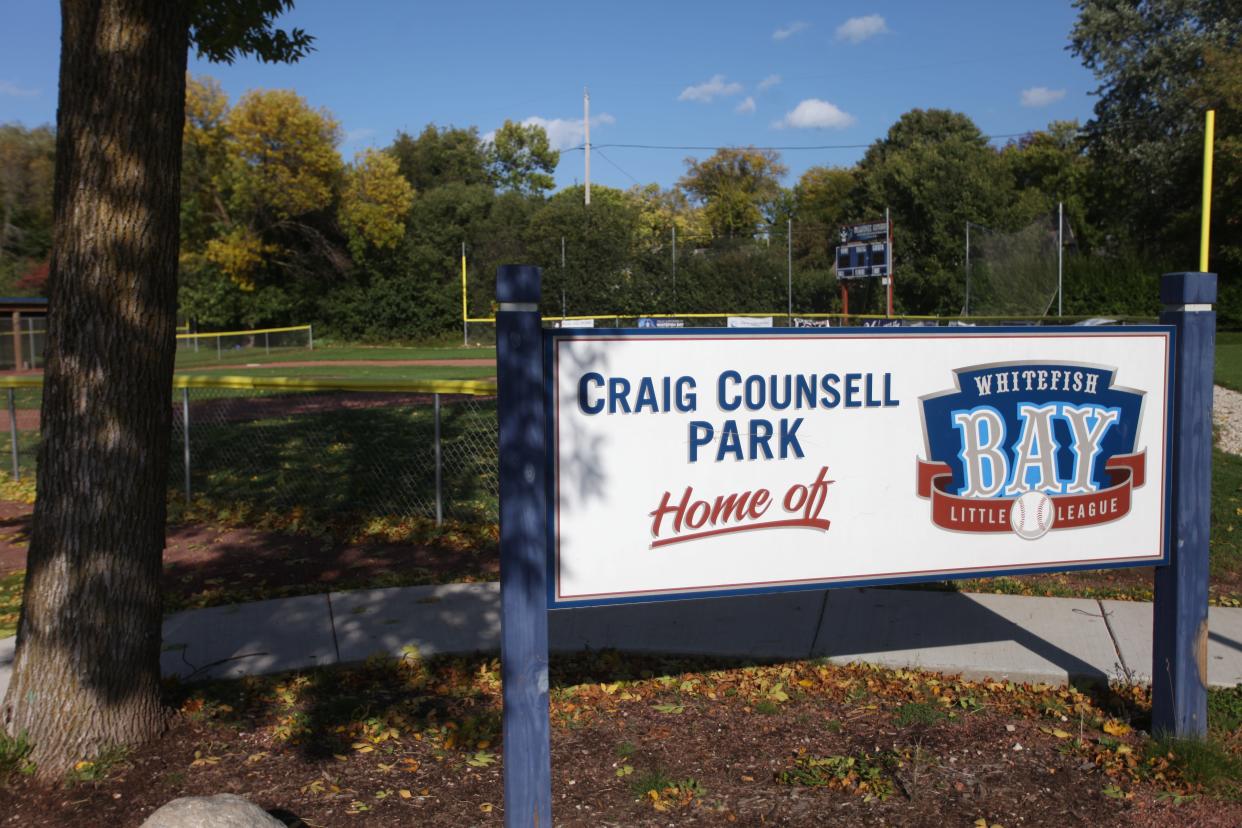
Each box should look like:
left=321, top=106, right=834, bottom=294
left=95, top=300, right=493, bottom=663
left=964, top=211, right=1073, bottom=318
left=2, top=382, right=499, bottom=526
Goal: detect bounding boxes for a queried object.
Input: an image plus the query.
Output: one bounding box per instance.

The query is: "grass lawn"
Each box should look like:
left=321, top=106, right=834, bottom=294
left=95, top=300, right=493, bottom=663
left=174, top=343, right=495, bottom=371
left=177, top=364, right=496, bottom=382
left=1216, top=331, right=1242, bottom=392
left=2, top=363, right=497, bottom=412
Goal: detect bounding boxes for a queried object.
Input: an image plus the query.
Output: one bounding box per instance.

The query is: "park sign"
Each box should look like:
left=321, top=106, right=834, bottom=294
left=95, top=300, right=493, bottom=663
left=545, top=328, right=1173, bottom=607
left=499, top=268, right=1213, bottom=825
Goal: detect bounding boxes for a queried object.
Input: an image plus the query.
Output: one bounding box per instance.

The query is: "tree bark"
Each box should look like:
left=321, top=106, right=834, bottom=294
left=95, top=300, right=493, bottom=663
left=2, top=0, right=187, bottom=777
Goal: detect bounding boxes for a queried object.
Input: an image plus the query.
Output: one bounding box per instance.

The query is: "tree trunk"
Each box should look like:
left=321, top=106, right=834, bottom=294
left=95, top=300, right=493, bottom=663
left=2, top=0, right=187, bottom=777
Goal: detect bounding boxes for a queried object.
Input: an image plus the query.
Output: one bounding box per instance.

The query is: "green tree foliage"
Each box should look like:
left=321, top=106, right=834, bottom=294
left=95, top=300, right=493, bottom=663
left=488, top=120, right=559, bottom=197
left=189, top=0, right=315, bottom=64
left=0, top=124, right=55, bottom=293
left=679, top=147, right=788, bottom=238
left=1000, top=121, right=1098, bottom=252
left=793, top=166, right=857, bottom=269
left=1070, top=0, right=1241, bottom=259
left=527, top=185, right=641, bottom=314
left=388, top=124, right=492, bottom=192
left=1195, top=46, right=1242, bottom=278
left=854, top=109, right=1016, bottom=314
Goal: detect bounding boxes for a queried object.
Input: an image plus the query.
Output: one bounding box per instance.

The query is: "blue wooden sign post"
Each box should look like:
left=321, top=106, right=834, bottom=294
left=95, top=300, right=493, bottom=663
left=1153, top=271, right=1217, bottom=738
left=496, top=265, right=552, bottom=826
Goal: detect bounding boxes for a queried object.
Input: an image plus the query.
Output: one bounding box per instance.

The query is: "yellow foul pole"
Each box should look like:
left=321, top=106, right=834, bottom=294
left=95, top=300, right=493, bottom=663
left=1201, top=110, right=1216, bottom=272
left=461, top=242, right=468, bottom=345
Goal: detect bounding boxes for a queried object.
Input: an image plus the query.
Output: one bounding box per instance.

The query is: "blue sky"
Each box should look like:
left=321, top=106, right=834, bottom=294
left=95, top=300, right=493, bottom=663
left=0, top=1, right=1098, bottom=192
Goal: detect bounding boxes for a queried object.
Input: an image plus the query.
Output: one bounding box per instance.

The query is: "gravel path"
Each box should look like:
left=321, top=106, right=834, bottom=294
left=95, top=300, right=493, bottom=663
left=1216, top=385, right=1242, bottom=455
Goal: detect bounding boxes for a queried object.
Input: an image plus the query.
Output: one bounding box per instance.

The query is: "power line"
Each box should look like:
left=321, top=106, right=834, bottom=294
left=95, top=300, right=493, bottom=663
left=560, top=131, right=1038, bottom=153
left=592, top=148, right=643, bottom=186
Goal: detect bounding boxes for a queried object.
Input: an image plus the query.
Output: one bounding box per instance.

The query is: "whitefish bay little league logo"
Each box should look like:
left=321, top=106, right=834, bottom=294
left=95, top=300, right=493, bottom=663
left=916, top=363, right=1146, bottom=540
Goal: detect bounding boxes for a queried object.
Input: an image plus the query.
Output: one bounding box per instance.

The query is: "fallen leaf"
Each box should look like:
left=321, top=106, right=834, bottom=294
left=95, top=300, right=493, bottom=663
left=1103, top=720, right=1131, bottom=737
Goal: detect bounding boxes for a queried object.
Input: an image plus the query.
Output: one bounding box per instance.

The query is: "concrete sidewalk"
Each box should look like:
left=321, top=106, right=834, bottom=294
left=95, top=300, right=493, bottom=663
left=3, top=584, right=1242, bottom=697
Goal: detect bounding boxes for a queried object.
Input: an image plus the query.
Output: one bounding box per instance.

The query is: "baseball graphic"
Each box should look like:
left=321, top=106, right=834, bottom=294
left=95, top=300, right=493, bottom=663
left=1010, top=491, right=1056, bottom=540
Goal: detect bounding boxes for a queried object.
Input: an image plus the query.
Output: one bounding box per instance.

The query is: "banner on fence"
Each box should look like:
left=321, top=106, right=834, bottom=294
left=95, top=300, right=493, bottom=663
left=558, top=319, right=596, bottom=328
left=727, top=316, right=773, bottom=328
left=546, top=328, right=1173, bottom=607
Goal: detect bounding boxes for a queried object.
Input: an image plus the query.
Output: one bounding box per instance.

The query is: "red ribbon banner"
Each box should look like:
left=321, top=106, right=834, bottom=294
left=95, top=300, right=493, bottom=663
left=916, top=452, right=1145, bottom=534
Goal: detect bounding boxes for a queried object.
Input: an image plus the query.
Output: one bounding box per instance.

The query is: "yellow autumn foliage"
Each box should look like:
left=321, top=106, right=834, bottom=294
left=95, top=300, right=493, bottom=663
left=204, top=227, right=279, bottom=290
left=339, top=148, right=414, bottom=257
left=225, top=88, right=343, bottom=220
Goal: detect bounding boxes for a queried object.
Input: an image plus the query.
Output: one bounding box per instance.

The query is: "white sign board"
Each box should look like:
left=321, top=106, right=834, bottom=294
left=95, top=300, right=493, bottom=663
left=547, top=328, right=1172, bottom=607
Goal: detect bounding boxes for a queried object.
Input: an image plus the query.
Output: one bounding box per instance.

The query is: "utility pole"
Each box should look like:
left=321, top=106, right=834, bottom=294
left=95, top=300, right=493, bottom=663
left=584, top=87, right=591, bottom=207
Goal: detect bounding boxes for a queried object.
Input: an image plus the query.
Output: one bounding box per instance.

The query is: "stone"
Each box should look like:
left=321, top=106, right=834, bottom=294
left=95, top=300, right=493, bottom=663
left=140, top=794, right=285, bottom=828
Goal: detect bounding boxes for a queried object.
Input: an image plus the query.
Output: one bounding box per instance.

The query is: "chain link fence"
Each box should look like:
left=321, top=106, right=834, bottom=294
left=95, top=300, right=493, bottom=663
left=463, top=312, right=1158, bottom=342
left=2, top=376, right=499, bottom=526
left=0, top=316, right=47, bottom=371
left=175, top=324, right=314, bottom=369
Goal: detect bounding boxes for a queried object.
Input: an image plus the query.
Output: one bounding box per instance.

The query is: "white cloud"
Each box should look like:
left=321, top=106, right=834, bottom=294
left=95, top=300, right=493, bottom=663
left=835, top=15, right=889, bottom=43
left=678, top=74, right=744, bottom=103
left=0, top=80, right=38, bottom=97
left=757, top=74, right=782, bottom=92
left=772, top=98, right=856, bottom=130
left=772, top=22, right=809, bottom=41
left=1020, top=86, right=1066, bottom=108
left=486, top=113, right=616, bottom=150
left=736, top=97, right=756, bottom=114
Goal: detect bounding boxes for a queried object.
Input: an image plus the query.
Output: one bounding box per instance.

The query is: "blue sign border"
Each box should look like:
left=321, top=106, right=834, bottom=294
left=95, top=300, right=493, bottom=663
left=542, top=324, right=1176, bottom=609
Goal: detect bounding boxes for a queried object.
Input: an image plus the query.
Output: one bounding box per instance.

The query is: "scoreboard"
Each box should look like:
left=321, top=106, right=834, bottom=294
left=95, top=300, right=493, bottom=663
left=836, top=219, right=891, bottom=280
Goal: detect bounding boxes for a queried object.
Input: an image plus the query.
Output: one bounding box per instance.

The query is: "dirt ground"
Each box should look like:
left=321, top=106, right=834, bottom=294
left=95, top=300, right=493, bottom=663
left=0, top=501, right=499, bottom=611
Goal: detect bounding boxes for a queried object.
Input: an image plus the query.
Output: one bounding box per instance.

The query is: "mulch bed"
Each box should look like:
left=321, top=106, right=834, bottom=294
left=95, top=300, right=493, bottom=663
left=0, top=654, right=1239, bottom=826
